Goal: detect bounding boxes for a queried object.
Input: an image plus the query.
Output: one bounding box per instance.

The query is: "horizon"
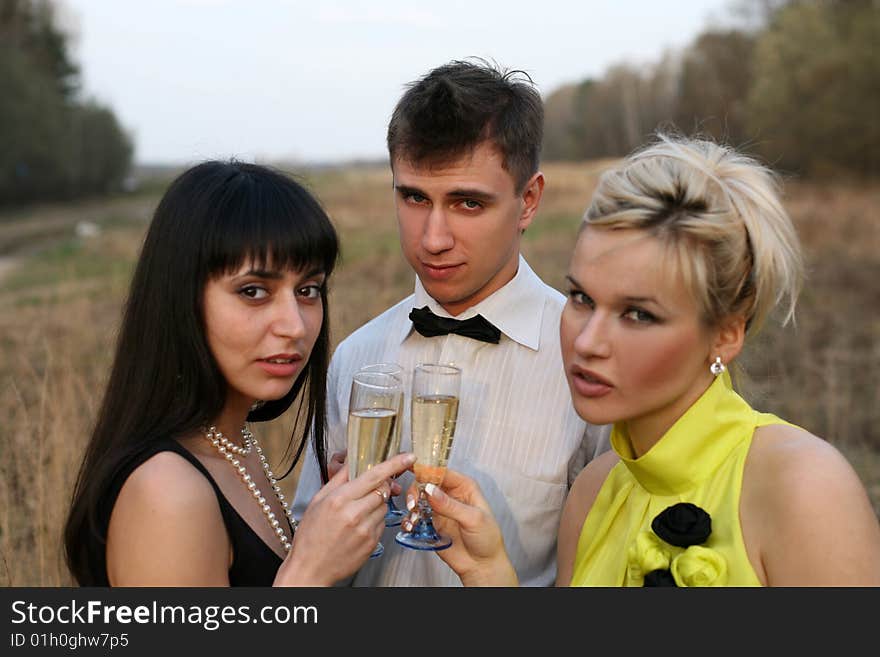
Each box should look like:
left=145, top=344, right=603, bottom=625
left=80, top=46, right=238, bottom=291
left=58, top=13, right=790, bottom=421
left=60, top=0, right=737, bottom=167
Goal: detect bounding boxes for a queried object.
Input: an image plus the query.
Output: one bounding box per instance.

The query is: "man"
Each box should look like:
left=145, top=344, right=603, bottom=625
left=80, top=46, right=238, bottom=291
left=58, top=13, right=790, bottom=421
left=292, top=58, right=610, bottom=586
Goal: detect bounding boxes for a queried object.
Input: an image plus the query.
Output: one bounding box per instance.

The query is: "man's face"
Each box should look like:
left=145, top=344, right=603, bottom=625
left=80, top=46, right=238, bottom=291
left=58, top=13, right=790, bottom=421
left=392, top=141, right=543, bottom=316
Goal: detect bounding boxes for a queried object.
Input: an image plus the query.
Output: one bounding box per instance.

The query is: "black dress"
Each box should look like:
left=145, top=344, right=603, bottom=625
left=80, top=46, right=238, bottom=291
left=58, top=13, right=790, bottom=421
left=93, top=438, right=283, bottom=586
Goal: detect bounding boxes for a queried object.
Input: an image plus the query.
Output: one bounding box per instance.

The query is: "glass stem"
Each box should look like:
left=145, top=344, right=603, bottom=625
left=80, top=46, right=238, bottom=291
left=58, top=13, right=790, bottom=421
left=416, top=485, right=438, bottom=535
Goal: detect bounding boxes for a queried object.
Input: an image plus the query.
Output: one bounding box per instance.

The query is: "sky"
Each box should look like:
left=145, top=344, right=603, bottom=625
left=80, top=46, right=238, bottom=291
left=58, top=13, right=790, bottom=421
left=60, top=0, right=737, bottom=166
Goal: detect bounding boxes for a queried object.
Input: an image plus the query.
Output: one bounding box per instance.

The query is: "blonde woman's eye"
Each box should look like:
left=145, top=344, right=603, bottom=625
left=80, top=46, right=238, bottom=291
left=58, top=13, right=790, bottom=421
left=623, top=308, right=656, bottom=323
left=568, top=289, right=592, bottom=307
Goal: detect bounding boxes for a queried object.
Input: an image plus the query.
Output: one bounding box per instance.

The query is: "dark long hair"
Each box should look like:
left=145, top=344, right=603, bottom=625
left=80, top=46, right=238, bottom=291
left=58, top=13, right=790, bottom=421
left=64, top=160, right=338, bottom=585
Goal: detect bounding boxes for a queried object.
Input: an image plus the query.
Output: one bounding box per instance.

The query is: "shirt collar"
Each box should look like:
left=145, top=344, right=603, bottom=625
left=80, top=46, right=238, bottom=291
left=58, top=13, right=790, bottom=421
left=399, top=255, right=547, bottom=351
left=610, top=370, right=758, bottom=496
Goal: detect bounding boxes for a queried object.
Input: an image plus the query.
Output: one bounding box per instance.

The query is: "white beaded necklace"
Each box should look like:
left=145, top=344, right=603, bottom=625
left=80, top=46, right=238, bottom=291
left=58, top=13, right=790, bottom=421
left=203, top=424, right=298, bottom=553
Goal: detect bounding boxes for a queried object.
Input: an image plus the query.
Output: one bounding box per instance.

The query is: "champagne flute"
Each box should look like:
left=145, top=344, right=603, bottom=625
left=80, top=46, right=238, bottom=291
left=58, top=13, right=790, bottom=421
left=395, top=363, right=461, bottom=551
left=356, top=363, right=408, bottom=527
left=347, top=368, right=404, bottom=558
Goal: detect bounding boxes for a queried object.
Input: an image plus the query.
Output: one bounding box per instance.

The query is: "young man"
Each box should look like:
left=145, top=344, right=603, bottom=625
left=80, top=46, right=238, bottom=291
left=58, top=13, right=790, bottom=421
left=292, top=59, right=610, bottom=586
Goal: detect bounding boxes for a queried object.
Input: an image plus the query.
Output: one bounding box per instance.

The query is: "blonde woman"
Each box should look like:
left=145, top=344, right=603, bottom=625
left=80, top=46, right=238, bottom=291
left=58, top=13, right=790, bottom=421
left=409, top=134, right=880, bottom=586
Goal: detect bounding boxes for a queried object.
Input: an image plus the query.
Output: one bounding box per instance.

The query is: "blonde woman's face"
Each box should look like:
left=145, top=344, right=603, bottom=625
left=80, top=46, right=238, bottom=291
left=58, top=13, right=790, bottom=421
left=559, top=226, right=717, bottom=445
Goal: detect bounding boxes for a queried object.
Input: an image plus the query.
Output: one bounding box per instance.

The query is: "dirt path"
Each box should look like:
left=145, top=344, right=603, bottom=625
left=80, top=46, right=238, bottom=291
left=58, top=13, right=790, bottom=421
left=0, top=194, right=156, bottom=287
left=0, top=255, right=18, bottom=281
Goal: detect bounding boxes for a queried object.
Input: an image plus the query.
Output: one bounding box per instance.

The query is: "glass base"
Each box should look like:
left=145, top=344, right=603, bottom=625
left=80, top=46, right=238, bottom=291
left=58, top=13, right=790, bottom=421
left=369, top=541, right=384, bottom=559
left=384, top=506, right=406, bottom=527
left=395, top=525, right=452, bottom=551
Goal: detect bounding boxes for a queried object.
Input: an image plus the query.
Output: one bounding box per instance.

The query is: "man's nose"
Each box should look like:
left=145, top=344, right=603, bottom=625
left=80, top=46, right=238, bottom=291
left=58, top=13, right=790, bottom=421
left=421, top=206, right=454, bottom=254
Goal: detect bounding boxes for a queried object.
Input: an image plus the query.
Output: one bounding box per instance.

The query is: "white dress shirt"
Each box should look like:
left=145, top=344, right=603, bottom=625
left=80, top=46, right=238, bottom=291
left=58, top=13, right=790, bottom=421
left=292, top=255, right=610, bottom=586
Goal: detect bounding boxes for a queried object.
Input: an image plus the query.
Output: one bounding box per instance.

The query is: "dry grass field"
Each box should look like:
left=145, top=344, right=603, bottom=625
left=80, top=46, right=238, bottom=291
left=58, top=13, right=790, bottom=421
left=1, top=160, right=878, bottom=586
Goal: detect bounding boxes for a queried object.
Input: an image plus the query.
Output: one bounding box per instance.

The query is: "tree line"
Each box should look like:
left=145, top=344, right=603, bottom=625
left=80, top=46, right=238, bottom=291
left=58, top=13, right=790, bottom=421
left=0, top=0, right=133, bottom=207
left=2, top=0, right=874, bottom=208
left=543, top=0, right=879, bottom=177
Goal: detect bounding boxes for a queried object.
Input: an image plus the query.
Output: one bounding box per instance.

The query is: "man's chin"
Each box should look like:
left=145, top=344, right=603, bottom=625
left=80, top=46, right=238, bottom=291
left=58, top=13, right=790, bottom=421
left=422, top=292, right=478, bottom=317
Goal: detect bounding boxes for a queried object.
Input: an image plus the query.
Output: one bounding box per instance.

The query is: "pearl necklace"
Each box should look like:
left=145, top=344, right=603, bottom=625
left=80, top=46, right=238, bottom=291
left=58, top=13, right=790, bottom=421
left=210, top=424, right=252, bottom=456
left=203, top=425, right=298, bottom=553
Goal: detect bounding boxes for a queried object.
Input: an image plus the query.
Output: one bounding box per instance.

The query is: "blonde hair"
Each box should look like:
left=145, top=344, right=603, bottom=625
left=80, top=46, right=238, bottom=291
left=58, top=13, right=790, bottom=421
left=583, top=134, right=804, bottom=337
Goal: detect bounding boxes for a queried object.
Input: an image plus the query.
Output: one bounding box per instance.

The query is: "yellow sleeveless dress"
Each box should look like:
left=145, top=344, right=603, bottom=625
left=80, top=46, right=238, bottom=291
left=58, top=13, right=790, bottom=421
left=569, top=371, right=791, bottom=587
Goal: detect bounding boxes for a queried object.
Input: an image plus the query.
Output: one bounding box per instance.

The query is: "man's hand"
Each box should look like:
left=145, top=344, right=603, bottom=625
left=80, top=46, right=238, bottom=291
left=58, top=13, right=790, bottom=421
left=327, top=450, right=346, bottom=479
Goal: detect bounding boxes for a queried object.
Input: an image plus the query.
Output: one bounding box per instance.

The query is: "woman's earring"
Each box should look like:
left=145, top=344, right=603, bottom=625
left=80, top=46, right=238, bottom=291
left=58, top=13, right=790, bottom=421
left=710, top=356, right=726, bottom=376
left=250, top=400, right=266, bottom=411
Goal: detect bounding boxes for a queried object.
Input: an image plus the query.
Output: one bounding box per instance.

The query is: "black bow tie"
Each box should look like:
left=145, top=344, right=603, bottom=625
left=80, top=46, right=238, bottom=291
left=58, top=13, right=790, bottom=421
left=409, top=306, right=501, bottom=344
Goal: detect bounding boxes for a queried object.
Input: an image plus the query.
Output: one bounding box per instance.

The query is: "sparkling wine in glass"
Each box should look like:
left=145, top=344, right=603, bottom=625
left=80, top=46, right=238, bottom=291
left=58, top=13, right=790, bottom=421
left=355, top=363, right=408, bottom=527
left=395, top=363, right=461, bottom=551
left=347, top=368, right=403, bottom=558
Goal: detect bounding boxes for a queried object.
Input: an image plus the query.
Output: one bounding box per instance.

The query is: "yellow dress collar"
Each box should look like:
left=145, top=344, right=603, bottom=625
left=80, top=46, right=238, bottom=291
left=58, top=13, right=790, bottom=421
left=610, top=371, right=758, bottom=496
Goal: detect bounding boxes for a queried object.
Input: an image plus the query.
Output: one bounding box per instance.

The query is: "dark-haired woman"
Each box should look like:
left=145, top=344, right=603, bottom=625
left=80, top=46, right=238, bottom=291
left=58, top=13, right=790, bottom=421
left=64, top=160, right=414, bottom=586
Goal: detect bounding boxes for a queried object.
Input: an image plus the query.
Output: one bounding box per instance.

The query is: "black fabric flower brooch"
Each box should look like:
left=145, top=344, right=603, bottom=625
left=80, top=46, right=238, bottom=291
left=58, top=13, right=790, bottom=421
left=627, top=502, right=728, bottom=587
left=651, top=502, right=712, bottom=548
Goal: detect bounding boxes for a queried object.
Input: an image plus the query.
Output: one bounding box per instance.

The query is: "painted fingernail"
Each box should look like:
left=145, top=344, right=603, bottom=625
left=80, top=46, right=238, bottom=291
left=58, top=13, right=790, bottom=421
left=406, top=496, right=416, bottom=511
left=425, top=483, right=438, bottom=497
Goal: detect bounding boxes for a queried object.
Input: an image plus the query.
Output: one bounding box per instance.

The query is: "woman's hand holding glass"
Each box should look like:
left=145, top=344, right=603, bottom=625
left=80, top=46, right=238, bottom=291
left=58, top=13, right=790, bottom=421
left=345, top=367, right=405, bottom=557
left=401, top=468, right=517, bottom=586
left=273, top=452, right=415, bottom=586
left=327, top=449, right=404, bottom=499
left=352, top=363, right=408, bottom=526
left=395, top=363, right=461, bottom=551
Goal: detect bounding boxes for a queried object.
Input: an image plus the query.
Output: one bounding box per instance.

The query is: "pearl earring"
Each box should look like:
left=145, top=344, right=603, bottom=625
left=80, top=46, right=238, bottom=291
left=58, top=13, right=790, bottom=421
left=710, top=356, right=726, bottom=376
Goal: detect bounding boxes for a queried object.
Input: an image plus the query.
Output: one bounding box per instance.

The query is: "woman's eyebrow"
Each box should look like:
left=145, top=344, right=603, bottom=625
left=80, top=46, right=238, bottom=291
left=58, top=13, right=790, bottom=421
left=241, top=268, right=283, bottom=279
left=239, top=267, right=326, bottom=280
left=624, top=295, right=661, bottom=305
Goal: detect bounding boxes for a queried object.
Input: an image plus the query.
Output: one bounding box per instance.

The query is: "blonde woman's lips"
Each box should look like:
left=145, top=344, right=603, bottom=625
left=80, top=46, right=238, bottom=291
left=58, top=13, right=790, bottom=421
left=570, top=367, right=613, bottom=398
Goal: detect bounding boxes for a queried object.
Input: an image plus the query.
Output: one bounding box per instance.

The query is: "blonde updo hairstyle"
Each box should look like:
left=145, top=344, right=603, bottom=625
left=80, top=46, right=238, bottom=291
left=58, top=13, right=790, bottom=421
left=583, top=134, right=804, bottom=339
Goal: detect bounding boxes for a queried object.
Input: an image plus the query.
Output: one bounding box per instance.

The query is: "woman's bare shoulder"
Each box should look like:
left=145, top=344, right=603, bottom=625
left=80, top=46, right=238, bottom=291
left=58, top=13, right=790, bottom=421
left=118, top=450, right=217, bottom=503
left=745, top=423, right=872, bottom=513
left=749, top=423, right=860, bottom=488
left=744, top=423, right=880, bottom=585
left=556, top=450, right=620, bottom=585
left=107, top=449, right=230, bottom=585
left=570, top=449, right=620, bottom=504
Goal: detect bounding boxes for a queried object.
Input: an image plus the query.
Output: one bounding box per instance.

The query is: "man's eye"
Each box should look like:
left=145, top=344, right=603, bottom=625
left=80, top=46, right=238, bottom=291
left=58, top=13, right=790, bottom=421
left=461, top=199, right=482, bottom=210
left=405, top=193, right=427, bottom=204
left=239, top=285, right=268, bottom=300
